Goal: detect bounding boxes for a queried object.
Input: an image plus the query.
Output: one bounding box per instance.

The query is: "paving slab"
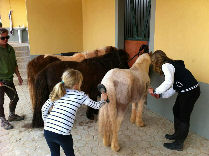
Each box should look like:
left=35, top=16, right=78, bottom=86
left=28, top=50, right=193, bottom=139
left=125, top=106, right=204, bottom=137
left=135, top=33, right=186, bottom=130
left=0, top=85, right=209, bottom=156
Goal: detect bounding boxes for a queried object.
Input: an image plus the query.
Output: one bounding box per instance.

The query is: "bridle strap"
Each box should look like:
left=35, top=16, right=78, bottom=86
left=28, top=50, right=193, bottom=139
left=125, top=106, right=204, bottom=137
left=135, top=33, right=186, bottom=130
left=128, top=50, right=143, bottom=62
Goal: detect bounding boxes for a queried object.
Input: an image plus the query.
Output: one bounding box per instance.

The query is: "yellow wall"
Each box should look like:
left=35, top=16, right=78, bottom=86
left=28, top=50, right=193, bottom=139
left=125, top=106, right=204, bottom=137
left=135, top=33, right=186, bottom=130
left=26, top=0, right=83, bottom=54
left=82, top=0, right=115, bottom=51
left=154, top=0, right=209, bottom=83
left=0, top=0, right=27, bottom=27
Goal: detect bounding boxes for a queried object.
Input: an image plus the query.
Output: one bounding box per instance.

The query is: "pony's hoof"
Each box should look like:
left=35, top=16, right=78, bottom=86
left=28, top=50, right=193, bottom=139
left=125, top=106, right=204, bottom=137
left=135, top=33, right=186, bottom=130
left=130, top=118, right=136, bottom=124
left=103, top=139, right=111, bottom=147
left=136, top=121, right=145, bottom=127
left=111, top=144, right=120, bottom=152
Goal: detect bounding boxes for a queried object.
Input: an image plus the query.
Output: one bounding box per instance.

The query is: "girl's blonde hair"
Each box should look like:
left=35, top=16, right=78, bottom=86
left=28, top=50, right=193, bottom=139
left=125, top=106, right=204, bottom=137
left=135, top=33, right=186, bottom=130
left=151, top=50, right=172, bottom=75
left=49, top=69, right=83, bottom=101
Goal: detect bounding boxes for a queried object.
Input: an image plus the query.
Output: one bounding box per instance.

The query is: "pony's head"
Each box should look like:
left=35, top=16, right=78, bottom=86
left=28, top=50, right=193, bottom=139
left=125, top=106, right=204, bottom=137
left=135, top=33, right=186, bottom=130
left=139, top=44, right=149, bottom=54
left=104, top=46, right=118, bottom=53
left=116, top=49, right=130, bottom=69
left=94, top=47, right=129, bottom=69
left=138, top=44, right=153, bottom=61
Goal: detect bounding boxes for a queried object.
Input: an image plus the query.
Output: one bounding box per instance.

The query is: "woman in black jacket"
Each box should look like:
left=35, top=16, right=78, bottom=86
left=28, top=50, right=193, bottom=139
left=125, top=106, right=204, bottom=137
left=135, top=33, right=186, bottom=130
left=149, top=50, right=200, bottom=151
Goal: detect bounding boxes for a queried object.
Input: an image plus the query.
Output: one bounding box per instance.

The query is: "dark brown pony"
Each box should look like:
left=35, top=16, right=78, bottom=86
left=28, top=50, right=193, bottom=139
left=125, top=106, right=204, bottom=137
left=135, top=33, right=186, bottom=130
left=27, top=55, right=61, bottom=109
left=32, top=48, right=130, bottom=128
left=27, top=47, right=112, bottom=110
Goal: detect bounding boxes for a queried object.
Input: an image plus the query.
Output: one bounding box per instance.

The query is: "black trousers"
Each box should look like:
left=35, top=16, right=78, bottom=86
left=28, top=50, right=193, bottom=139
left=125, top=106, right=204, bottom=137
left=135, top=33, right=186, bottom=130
left=44, top=130, right=75, bottom=156
left=173, top=86, right=200, bottom=142
left=0, top=81, right=19, bottom=117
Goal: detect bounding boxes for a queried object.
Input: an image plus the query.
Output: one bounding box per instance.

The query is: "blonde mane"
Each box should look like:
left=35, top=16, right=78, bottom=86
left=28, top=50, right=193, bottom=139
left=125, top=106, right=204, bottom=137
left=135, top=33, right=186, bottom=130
left=131, top=53, right=151, bottom=73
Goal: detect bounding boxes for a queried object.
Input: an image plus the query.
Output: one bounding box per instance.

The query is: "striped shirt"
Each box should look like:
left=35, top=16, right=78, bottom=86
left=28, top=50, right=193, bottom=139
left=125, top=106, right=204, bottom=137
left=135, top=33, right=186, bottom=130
left=42, top=89, right=105, bottom=135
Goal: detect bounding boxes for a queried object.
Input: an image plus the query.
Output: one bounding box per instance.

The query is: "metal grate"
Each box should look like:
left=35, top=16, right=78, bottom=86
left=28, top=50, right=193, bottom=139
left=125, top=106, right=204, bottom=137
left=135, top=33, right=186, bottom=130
left=125, top=0, right=151, bottom=41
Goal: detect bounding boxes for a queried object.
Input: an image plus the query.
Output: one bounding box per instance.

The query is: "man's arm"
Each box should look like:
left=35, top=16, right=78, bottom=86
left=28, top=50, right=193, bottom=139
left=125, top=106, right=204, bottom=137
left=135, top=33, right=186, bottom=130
left=15, top=66, right=23, bottom=85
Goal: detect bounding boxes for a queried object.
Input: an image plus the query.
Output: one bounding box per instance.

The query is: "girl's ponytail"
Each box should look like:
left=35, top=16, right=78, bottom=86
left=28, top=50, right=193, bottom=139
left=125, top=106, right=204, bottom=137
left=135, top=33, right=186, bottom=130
left=49, top=82, right=66, bottom=101
left=49, top=68, right=83, bottom=101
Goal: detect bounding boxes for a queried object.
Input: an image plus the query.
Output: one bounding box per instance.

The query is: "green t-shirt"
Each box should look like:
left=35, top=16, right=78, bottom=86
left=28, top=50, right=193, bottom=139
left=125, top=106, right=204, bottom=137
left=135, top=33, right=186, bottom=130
left=0, top=44, right=17, bottom=81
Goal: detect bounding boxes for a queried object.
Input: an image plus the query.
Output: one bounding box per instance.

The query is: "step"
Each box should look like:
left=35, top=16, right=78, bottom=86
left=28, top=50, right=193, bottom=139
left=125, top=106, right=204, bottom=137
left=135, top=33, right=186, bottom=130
left=13, top=46, right=30, bottom=52
left=16, top=56, right=30, bottom=64
left=13, top=47, right=29, bottom=52
left=8, top=42, right=30, bottom=53
left=17, top=62, right=28, bottom=70
left=15, top=51, right=30, bottom=57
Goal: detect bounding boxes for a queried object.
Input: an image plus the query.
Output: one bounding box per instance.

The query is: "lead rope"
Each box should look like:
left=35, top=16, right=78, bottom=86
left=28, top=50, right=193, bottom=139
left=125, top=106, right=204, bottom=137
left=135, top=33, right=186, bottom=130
left=128, top=49, right=143, bottom=62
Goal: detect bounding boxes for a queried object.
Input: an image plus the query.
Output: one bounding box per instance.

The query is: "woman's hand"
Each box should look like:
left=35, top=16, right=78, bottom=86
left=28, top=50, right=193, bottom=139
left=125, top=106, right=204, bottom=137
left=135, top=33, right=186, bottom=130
left=101, top=93, right=108, bottom=101
left=153, top=94, right=160, bottom=99
left=148, top=88, right=154, bottom=95
left=148, top=88, right=160, bottom=99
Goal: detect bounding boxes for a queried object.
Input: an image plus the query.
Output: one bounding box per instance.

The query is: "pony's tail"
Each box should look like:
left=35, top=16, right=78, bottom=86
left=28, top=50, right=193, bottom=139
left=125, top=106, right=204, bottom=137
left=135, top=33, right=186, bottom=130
left=98, top=76, right=116, bottom=139
left=27, top=55, right=60, bottom=110
left=27, top=55, right=45, bottom=110
left=98, top=102, right=111, bottom=137
left=32, top=70, right=49, bottom=128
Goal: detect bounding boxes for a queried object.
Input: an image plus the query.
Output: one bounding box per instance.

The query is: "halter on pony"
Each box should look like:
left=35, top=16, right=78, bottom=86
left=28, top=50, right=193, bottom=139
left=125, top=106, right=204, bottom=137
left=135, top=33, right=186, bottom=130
left=128, top=44, right=149, bottom=62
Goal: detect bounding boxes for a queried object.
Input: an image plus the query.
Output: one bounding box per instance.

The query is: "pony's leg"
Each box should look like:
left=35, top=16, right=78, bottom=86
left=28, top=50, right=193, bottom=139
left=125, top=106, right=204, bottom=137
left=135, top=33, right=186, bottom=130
left=130, top=103, right=136, bottom=124
left=111, top=106, right=126, bottom=152
left=86, top=96, right=100, bottom=120
left=136, top=97, right=146, bottom=127
left=86, top=107, right=95, bottom=120
left=111, top=118, right=120, bottom=152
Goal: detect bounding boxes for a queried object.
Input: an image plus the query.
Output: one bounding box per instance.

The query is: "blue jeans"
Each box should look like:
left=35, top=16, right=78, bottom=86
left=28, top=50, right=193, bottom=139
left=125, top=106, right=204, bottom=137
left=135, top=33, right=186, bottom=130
left=44, top=130, right=75, bottom=156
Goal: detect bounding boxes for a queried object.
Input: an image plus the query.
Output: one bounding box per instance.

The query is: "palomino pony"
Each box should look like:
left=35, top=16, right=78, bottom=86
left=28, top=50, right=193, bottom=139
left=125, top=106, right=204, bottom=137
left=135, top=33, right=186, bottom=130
left=98, top=52, right=151, bottom=152
left=32, top=48, right=130, bottom=128
left=27, top=46, right=115, bottom=110
left=44, top=46, right=113, bottom=62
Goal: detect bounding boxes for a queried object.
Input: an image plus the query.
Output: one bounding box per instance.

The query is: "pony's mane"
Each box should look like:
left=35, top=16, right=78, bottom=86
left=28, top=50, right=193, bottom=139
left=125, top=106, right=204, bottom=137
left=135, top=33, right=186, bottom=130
left=83, top=48, right=129, bottom=65
left=79, top=46, right=116, bottom=59
left=134, top=53, right=150, bottom=65
left=131, top=53, right=151, bottom=72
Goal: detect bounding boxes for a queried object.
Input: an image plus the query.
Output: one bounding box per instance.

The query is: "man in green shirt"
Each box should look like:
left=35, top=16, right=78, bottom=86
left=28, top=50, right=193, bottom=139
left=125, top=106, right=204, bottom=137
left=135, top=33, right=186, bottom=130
left=0, top=28, right=24, bottom=130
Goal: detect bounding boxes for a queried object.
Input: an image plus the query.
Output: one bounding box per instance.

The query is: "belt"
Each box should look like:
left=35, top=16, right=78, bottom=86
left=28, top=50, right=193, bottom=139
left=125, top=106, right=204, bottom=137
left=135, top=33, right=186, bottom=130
left=181, top=84, right=199, bottom=93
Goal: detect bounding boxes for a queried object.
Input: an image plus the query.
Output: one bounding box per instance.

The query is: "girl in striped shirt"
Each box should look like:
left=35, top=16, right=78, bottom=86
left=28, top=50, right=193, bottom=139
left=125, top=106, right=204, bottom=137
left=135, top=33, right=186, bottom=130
left=42, top=69, right=107, bottom=156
